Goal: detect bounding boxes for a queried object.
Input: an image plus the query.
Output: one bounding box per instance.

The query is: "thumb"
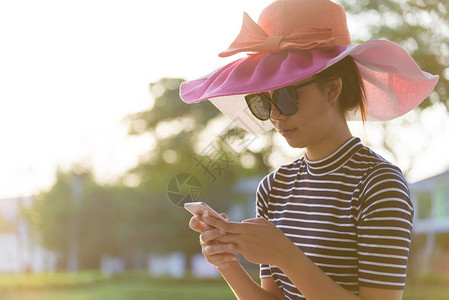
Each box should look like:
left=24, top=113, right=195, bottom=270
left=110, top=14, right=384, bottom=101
left=220, top=213, right=230, bottom=222
left=242, top=217, right=263, bottom=223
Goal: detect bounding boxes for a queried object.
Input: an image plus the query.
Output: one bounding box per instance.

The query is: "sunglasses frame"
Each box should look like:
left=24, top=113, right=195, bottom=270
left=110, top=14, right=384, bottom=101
left=245, top=77, right=321, bottom=121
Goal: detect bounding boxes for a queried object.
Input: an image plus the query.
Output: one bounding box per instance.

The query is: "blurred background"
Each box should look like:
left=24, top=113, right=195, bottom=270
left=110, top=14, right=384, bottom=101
left=0, top=0, right=448, bottom=299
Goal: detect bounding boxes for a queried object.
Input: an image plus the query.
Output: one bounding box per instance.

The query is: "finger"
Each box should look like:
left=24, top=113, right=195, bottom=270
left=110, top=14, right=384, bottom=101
left=197, top=214, right=217, bottom=231
left=213, top=232, right=239, bottom=244
left=199, top=228, right=226, bottom=245
left=214, top=236, right=241, bottom=250
left=190, top=213, right=213, bottom=233
left=203, top=216, right=245, bottom=234
left=202, top=242, right=236, bottom=256
left=189, top=214, right=204, bottom=233
left=204, top=253, right=239, bottom=266
left=203, top=224, right=214, bottom=231
left=242, top=217, right=264, bottom=223
left=220, top=213, right=230, bottom=222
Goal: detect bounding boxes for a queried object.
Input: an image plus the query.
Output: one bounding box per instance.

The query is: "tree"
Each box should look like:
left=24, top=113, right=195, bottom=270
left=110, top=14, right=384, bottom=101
left=339, top=0, right=449, bottom=178
left=24, top=168, right=124, bottom=269
left=122, top=78, right=279, bottom=273
left=340, top=0, right=448, bottom=110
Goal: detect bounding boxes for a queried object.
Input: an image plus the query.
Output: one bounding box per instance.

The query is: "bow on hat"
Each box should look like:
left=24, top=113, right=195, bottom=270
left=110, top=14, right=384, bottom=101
left=219, top=12, right=337, bottom=57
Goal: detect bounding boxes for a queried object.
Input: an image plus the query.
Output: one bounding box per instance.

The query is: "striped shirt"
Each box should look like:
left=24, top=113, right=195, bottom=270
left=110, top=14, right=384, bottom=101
left=256, top=136, right=413, bottom=299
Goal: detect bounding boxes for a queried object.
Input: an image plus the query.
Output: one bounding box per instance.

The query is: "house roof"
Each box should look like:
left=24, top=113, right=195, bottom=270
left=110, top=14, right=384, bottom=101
left=409, top=169, right=449, bottom=192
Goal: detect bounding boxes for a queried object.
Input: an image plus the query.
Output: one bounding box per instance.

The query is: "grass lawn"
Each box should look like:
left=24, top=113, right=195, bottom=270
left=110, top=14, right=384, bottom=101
left=0, top=271, right=448, bottom=299
left=0, top=272, right=235, bottom=300
left=0, top=280, right=235, bottom=300
left=402, top=273, right=449, bottom=300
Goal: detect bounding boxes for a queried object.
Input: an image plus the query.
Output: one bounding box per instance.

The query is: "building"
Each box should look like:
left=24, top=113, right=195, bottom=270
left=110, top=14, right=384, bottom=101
left=409, top=170, right=449, bottom=272
left=0, top=197, right=56, bottom=273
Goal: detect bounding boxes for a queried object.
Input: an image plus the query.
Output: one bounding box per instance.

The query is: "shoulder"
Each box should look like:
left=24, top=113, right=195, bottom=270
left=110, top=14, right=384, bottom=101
left=353, top=144, right=413, bottom=219
left=257, top=170, right=276, bottom=194
left=354, top=143, right=409, bottom=188
left=360, top=152, right=409, bottom=197
left=358, top=165, right=412, bottom=222
left=256, top=170, right=278, bottom=219
left=256, top=158, right=302, bottom=211
left=257, top=157, right=303, bottom=191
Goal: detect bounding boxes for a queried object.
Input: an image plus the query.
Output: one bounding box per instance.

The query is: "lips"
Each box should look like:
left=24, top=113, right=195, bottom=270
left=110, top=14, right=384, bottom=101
left=279, top=128, right=297, bottom=137
left=279, top=128, right=296, bottom=133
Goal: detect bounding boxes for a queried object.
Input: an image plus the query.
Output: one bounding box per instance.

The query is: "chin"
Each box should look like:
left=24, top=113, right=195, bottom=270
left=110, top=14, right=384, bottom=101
left=284, top=128, right=323, bottom=149
left=285, top=136, right=309, bottom=149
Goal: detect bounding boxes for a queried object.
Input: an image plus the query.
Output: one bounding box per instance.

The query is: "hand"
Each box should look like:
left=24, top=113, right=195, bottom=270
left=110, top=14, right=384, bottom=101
left=203, top=216, right=292, bottom=266
left=189, top=210, right=239, bottom=268
left=188, top=207, right=211, bottom=233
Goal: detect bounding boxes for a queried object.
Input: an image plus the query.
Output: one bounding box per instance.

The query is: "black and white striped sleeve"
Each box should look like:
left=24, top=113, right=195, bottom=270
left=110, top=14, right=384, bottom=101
left=357, top=164, right=413, bottom=290
left=256, top=171, right=275, bottom=279
left=256, top=171, right=275, bottom=220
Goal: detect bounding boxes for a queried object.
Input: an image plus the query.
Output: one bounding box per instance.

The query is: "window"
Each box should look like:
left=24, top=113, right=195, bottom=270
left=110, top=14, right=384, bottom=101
left=442, top=189, right=449, bottom=217
left=417, top=192, right=432, bottom=220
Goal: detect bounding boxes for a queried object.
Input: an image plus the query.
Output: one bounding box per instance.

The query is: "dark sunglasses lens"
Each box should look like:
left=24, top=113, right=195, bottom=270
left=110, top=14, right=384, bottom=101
left=245, top=94, right=270, bottom=120
left=276, top=87, right=298, bottom=115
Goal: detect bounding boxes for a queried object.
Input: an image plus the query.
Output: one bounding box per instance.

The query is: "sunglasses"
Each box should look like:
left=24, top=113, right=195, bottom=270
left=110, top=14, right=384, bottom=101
left=244, top=77, right=320, bottom=121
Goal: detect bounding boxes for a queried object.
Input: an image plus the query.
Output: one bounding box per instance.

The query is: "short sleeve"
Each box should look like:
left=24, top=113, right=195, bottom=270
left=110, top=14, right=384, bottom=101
left=256, top=171, right=275, bottom=220
left=357, top=164, right=413, bottom=290
left=256, top=171, right=275, bottom=279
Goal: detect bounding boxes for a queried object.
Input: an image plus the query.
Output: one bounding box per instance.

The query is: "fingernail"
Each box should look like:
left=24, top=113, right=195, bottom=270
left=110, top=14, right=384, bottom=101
left=227, top=243, right=234, bottom=250
left=218, top=229, right=225, bottom=235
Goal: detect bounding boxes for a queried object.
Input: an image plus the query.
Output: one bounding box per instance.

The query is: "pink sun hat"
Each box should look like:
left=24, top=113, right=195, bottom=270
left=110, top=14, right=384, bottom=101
left=179, top=0, right=439, bottom=135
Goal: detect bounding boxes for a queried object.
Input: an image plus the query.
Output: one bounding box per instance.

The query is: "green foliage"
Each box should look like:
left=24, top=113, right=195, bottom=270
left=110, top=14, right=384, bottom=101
left=22, top=74, right=277, bottom=269
left=23, top=170, right=161, bottom=269
left=340, top=0, right=449, bottom=110
left=24, top=0, right=449, bottom=273
left=25, top=169, right=79, bottom=254
left=120, top=77, right=278, bottom=264
left=24, top=170, right=114, bottom=268
left=124, top=78, right=275, bottom=179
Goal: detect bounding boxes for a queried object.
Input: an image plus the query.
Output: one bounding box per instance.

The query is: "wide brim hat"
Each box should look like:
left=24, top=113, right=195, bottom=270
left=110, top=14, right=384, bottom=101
left=179, top=0, right=439, bottom=135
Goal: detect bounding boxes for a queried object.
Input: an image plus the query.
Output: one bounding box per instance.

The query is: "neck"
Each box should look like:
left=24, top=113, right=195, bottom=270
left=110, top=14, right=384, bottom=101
left=305, top=120, right=352, bottom=161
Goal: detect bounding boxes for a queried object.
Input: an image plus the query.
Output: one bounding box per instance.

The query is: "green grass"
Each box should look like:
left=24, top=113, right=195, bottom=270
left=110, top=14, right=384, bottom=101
left=0, top=272, right=235, bottom=300
left=402, top=273, right=449, bottom=300
left=0, top=280, right=234, bottom=300
left=0, top=271, right=106, bottom=289
left=0, top=271, right=448, bottom=300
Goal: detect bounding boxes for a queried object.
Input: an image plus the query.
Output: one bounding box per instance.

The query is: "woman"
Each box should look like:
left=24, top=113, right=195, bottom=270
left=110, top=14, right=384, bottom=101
left=180, top=0, right=438, bottom=299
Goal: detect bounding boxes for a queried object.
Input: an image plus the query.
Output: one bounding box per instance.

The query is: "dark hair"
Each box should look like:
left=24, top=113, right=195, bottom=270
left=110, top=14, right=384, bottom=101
left=315, top=55, right=367, bottom=125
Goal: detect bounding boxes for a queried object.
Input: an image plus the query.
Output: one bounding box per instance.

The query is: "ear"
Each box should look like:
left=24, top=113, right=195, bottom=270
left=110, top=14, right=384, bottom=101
left=324, top=77, right=342, bottom=104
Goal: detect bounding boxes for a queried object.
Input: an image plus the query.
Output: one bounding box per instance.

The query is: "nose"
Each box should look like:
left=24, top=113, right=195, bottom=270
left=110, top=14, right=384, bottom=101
left=265, top=89, right=287, bottom=121
left=269, top=103, right=285, bottom=121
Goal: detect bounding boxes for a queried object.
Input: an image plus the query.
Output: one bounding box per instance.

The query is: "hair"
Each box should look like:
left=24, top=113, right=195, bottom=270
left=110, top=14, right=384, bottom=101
left=314, top=55, right=367, bottom=125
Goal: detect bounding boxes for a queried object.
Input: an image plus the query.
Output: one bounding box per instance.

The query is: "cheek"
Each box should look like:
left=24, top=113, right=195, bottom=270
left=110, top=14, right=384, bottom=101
left=286, top=104, right=332, bottom=146
left=284, top=124, right=322, bottom=148
left=296, top=89, right=327, bottom=116
left=293, top=98, right=327, bottom=124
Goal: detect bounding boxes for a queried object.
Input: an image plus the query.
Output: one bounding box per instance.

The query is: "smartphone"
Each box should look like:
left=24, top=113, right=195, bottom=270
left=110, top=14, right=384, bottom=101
left=184, top=202, right=227, bottom=222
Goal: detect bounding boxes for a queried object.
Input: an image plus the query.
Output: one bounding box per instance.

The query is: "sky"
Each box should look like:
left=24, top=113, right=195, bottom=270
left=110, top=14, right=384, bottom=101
left=0, top=0, right=448, bottom=199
